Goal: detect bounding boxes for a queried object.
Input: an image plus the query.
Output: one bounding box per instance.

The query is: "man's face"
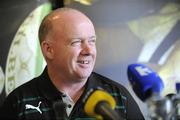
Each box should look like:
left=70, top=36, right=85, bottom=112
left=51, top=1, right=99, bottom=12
left=50, top=18, right=96, bottom=82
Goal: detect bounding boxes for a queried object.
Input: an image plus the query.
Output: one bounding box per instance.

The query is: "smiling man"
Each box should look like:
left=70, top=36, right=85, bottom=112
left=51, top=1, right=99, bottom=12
left=0, top=8, right=144, bottom=120
left=39, top=8, right=97, bottom=104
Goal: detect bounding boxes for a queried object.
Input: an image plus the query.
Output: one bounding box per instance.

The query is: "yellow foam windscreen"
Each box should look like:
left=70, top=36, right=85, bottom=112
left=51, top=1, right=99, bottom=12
left=84, top=90, right=116, bottom=119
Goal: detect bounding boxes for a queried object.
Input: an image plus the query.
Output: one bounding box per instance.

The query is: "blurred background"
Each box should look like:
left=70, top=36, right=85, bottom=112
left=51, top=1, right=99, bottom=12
left=0, top=0, right=180, bottom=119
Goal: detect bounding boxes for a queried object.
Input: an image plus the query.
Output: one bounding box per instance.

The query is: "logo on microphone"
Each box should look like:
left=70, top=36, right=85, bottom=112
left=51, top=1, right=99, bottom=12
left=135, top=66, right=153, bottom=76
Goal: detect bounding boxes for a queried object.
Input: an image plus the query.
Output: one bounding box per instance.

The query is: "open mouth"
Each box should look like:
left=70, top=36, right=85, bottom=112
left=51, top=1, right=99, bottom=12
left=78, top=60, right=90, bottom=64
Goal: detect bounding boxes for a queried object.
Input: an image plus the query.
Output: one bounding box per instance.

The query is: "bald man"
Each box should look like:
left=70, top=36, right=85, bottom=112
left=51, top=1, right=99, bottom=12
left=0, top=8, right=144, bottom=120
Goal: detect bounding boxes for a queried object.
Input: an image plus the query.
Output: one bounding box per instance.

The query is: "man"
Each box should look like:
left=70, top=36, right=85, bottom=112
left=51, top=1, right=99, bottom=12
left=0, top=8, right=144, bottom=120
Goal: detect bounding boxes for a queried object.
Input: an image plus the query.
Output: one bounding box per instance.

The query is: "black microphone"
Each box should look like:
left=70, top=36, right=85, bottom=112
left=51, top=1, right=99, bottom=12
left=53, top=101, right=67, bottom=120
left=174, top=83, right=180, bottom=119
left=83, top=88, right=122, bottom=120
left=171, top=83, right=180, bottom=120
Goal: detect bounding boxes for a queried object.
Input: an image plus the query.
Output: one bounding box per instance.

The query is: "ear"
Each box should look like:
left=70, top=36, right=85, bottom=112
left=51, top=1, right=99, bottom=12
left=41, top=40, right=54, bottom=59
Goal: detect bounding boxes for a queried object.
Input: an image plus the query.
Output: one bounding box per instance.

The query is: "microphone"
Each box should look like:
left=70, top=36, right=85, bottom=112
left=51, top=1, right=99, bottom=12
left=83, top=88, right=122, bottom=120
left=127, top=63, right=174, bottom=120
left=171, top=83, right=180, bottom=120
left=176, top=83, right=180, bottom=92
left=127, top=63, right=164, bottom=101
left=53, top=101, right=67, bottom=120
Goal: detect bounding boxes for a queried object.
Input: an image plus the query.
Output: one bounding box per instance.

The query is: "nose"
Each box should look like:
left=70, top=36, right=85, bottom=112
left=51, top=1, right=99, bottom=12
left=81, top=41, right=95, bottom=55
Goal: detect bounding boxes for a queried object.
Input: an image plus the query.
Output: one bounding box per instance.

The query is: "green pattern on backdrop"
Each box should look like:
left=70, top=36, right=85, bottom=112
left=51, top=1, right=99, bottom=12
left=5, top=2, right=52, bottom=95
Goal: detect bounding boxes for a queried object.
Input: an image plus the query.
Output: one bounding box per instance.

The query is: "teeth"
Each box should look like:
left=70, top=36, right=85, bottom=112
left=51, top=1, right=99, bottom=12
left=79, top=60, right=89, bottom=64
left=84, top=61, right=89, bottom=64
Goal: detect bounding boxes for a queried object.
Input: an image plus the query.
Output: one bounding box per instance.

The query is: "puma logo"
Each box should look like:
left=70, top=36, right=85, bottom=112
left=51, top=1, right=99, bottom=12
left=25, top=101, right=42, bottom=114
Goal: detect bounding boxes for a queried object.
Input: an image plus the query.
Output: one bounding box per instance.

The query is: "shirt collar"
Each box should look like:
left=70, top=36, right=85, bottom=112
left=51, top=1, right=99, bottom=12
left=85, top=72, right=101, bottom=90
left=38, top=67, right=99, bottom=101
left=38, top=67, right=63, bottom=101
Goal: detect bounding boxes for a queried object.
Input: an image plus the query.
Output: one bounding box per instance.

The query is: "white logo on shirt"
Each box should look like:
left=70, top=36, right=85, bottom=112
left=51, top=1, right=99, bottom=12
left=25, top=101, right=42, bottom=114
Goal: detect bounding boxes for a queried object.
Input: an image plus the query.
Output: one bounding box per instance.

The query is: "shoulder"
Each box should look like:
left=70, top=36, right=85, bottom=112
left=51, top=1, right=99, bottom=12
left=90, top=72, right=130, bottom=96
left=1, top=75, right=42, bottom=108
left=5, top=76, right=40, bottom=101
left=90, top=72, right=144, bottom=119
left=91, top=72, right=121, bottom=85
left=0, top=76, right=44, bottom=119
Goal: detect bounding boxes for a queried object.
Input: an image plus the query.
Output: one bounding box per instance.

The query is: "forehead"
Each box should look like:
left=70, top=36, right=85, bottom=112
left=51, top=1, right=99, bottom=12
left=49, top=9, right=93, bottom=27
left=51, top=14, right=95, bottom=35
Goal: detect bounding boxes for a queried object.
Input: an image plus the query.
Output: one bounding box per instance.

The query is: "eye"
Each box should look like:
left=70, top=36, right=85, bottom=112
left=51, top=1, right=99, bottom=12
left=88, top=39, right=96, bottom=45
left=71, top=39, right=81, bottom=46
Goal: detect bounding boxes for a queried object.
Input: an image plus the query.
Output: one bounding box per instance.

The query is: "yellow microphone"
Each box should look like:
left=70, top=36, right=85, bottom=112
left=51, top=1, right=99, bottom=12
left=83, top=88, right=121, bottom=120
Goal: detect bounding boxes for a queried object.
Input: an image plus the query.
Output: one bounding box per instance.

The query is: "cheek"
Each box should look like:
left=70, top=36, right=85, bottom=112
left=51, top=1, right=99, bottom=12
left=52, top=46, right=67, bottom=62
left=71, top=47, right=81, bottom=55
left=93, top=47, right=97, bottom=57
left=65, top=49, right=80, bottom=61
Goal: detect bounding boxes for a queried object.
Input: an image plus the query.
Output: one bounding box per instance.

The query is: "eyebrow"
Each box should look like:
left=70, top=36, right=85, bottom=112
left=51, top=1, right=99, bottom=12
left=70, top=35, right=97, bottom=40
left=90, top=36, right=96, bottom=39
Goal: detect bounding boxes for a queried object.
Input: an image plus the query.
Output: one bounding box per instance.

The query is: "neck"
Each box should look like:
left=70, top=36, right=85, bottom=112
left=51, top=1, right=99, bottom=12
left=47, top=66, right=87, bottom=103
left=54, top=78, right=86, bottom=103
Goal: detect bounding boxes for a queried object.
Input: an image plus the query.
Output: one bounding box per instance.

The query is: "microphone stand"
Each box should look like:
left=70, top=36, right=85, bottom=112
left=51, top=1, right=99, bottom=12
left=171, top=83, right=180, bottom=120
left=146, top=92, right=174, bottom=120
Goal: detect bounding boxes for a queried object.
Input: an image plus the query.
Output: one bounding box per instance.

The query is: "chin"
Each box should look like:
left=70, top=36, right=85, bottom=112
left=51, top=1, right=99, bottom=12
left=77, top=72, right=92, bottom=80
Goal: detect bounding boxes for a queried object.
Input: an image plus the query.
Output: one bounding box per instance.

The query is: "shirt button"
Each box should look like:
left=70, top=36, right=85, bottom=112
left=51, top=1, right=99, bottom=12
left=68, top=104, right=72, bottom=108
left=62, top=94, right=66, bottom=97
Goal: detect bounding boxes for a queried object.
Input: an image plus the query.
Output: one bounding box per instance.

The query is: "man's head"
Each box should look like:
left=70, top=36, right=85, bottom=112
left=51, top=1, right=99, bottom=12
left=38, top=8, right=96, bottom=82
